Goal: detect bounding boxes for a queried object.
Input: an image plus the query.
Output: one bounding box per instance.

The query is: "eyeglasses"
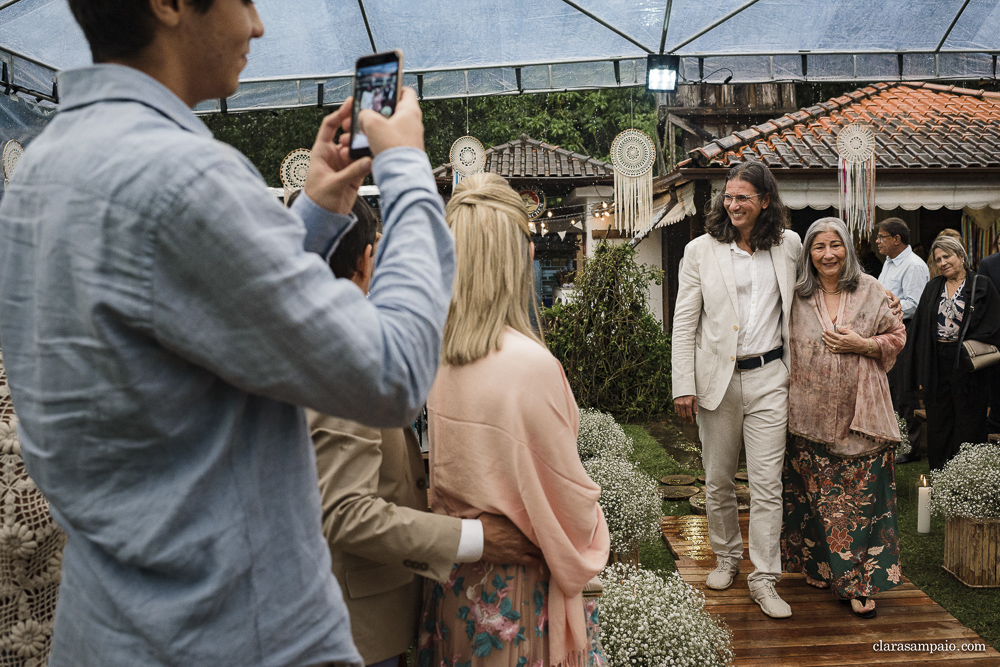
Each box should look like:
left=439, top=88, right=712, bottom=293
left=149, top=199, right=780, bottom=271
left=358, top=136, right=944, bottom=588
left=876, top=234, right=896, bottom=241
left=722, top=194, right=760, bottom=205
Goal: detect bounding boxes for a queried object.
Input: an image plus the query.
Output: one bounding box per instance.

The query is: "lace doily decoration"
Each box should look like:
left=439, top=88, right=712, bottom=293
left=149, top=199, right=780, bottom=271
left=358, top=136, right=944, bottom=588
left=279, top=149, right=311, bottom=190
left=449, top=136, right=485, bottom=182
left=2, top=141, right=24, bottom=182
left=836, top=124, right=876, bottom=164
left=0, top=350, right=66, bottom=667
left=610, top=129, right=655, bottom=178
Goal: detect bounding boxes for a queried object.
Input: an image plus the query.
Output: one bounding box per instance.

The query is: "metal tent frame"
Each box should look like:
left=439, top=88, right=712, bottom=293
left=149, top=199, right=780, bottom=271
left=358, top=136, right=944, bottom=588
left=1, top=0, right=998, bottom=115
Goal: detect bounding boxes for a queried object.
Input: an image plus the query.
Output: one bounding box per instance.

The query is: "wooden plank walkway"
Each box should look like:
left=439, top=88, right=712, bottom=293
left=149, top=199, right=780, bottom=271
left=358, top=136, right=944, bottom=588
left=662, top=515, right=1000, bottom=666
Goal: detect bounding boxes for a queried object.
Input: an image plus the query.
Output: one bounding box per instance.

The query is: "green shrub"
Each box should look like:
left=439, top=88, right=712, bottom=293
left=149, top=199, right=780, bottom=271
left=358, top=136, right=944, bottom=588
left=544, top=243, right=671, bottom=422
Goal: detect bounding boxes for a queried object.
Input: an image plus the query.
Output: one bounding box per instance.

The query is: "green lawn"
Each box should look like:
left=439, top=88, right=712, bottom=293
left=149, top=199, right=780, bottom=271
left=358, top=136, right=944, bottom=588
left=623, top=422, right=1000, bottom=650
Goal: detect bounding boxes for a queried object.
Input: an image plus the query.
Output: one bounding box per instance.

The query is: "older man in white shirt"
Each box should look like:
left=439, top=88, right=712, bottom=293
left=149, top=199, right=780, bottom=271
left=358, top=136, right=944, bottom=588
left=876, top=217, right=930, bottom=464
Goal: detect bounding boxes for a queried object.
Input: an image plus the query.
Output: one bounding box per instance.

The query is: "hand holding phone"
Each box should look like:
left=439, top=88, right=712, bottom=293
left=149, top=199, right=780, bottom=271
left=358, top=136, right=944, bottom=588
left=349, top=50, right=404, bottom=160
left=303, top=99, right=372, bottom=215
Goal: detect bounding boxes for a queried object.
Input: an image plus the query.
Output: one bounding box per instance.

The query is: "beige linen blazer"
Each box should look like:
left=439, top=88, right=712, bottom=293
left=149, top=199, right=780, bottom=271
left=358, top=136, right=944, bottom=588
left=671, top=228, right=802, bottom=411
left=309, top=410, right=462, bottom=665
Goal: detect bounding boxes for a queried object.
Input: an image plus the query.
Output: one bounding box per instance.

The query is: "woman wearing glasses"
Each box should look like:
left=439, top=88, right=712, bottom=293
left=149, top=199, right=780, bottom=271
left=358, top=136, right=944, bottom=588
left=671, top=160, right=801, bottom=619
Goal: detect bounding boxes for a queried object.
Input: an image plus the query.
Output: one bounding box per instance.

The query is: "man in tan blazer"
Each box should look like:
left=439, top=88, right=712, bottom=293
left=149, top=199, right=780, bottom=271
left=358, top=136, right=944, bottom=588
left=310, top=198, right=539, bottom=667
left=672, top=161, right=800, bottom=619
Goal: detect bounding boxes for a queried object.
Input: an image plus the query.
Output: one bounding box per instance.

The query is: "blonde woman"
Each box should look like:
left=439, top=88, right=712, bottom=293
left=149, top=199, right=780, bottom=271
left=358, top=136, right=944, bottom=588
left=418, top=173, right=609, bottom=667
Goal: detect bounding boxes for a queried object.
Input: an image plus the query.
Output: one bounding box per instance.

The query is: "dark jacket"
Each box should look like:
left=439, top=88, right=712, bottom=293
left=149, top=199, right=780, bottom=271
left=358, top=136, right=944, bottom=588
left=977, top=252, right=1000, bottom=296
left=903, top=270, right=1000, bottom=396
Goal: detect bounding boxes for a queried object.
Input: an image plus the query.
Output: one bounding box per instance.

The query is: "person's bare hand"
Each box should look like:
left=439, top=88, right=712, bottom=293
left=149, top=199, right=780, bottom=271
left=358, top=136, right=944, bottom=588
left=885, top=289, right=903, bottom=320
left=673, top=395, right=698, bottom=424
left=304, top=97, right=372, bottom=215
left=823, top=325, right=865, bottom=354
left=357, top=87, right=425, bottom=156
left=479, top=513, right=543, bottom=567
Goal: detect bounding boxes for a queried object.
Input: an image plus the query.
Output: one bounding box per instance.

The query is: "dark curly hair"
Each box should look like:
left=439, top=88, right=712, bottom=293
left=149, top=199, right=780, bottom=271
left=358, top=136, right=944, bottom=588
left=68, top=0, right=217, bottom=63
left=704, top=160, right=790, bottom=251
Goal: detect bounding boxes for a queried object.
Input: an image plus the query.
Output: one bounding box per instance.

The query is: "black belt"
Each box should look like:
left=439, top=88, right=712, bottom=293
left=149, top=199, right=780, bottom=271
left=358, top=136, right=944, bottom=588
left=736, top=346, right=783, bottom=371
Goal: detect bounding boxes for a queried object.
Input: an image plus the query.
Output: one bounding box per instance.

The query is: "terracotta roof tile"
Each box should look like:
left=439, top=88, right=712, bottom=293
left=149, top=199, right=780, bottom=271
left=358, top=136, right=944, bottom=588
left=688, top=82, right=1000, bottom=169
left=432, top=133, right=613, bottom=181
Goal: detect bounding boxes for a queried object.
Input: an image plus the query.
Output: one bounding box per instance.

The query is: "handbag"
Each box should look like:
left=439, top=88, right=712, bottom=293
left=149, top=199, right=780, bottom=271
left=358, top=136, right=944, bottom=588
left=957, top=274, right=1000, bottom=372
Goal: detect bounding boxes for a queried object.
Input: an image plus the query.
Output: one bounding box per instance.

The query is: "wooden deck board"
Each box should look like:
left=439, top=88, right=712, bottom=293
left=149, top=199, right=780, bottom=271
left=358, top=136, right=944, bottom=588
left=661, top=515, right=1000, bottom=666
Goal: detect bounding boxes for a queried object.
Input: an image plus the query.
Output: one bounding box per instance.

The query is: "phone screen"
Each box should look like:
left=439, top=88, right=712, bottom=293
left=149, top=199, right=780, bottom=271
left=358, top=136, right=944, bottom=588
left=351, top=60, right=400, bottom=152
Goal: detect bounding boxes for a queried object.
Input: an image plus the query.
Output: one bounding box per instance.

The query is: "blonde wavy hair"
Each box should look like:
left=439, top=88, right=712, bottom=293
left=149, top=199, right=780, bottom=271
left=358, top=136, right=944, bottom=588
left=441, top=173, right=543, bottom=366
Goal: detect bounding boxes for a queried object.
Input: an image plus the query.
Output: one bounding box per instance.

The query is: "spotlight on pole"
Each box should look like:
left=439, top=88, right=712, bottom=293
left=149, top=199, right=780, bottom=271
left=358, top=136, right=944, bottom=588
left=646, top=54, right=680, bottom=93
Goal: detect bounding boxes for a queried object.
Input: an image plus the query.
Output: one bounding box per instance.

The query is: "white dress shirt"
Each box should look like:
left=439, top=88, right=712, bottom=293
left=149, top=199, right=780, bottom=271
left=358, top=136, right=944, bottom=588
left=731, top=243, right=783, bottom=357
left=877, top=245, right=930, bottom=320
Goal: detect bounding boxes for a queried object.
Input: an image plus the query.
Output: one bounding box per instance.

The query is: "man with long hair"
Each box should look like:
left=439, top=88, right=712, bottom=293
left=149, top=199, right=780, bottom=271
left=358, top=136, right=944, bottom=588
left=672, top=160, right=801, bottom=618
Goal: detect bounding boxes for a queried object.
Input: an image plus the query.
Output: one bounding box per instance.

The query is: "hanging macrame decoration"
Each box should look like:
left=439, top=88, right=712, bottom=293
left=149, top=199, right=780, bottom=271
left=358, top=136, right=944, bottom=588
left=280, top=148, right=311, bottom=203
left=2, top=140, right=24, bottom=189
left=836, top=124, right=877, bottom=237
left=610, top=129, right=656, bottom=234
left=449, top=136, right=485, bottom=188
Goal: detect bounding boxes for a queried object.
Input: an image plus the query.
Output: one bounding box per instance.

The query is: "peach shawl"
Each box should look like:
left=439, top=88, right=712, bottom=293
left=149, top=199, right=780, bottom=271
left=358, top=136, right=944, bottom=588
left=788, top=273, right=906, bottom=456
left=427, top=328, right=610, bottom=665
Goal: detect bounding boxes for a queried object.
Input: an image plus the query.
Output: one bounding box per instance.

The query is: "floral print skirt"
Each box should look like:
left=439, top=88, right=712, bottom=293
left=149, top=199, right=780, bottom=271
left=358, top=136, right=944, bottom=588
left=418, top=562, right=603, bottom=667
left=780, top=434, right=901, bottom=600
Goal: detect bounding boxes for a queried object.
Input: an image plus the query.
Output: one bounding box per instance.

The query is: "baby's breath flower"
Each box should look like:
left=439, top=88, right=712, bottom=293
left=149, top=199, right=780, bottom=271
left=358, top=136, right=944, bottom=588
left=930, top=443, right=1000, bottom=520
left=583, top=453, right=660, bottom=553
left=895, top=412, right=910, bottom=456
left=599, top=563, right=733, bottom=667
left=578, top=409, right=633, bottom=461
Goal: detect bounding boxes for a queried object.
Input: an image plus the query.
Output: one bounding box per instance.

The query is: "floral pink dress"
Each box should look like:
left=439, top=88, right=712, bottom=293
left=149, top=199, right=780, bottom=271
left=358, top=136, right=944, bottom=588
left=418, top=562, right=602, bottom=667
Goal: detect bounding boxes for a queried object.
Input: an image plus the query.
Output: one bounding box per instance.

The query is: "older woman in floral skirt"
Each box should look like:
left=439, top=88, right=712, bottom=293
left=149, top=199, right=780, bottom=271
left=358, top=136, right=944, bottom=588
left=781, top=217, right=906, bottom=619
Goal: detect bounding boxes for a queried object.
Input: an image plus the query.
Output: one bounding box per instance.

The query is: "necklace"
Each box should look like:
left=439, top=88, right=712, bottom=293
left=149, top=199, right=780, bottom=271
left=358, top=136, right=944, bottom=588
left=819, top=285, right=842, bottom=295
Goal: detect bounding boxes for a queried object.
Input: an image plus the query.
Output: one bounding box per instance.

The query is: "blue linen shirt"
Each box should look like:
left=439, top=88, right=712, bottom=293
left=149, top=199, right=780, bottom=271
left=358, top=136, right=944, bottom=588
left=877, top=245, right=930, bottom=321
left=0, top=64, right=454, bottom=667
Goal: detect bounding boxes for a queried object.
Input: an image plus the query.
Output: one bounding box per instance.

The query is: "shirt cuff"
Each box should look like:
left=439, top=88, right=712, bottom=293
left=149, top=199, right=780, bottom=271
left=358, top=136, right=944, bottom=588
left=292, top=191, right=356, bottom=259
left=456, top=519, right=484, bottom=562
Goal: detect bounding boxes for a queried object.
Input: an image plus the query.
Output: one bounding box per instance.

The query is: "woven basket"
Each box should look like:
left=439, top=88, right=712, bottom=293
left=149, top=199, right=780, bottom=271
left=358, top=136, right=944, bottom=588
left=942, top=516, right=1000, bottom=588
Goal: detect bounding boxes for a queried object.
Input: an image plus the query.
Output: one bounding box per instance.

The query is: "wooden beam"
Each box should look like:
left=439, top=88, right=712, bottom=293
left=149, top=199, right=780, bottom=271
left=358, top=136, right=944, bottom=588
left=667, top=112, right=718, bottom=142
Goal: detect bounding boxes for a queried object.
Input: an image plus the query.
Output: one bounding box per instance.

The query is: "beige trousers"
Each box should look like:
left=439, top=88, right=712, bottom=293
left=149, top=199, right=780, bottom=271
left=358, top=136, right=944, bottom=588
left=697, top=359, right=788, bottom=590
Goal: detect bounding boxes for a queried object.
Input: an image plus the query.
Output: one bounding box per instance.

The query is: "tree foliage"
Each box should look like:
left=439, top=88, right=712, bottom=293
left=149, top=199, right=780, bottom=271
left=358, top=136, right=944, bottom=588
left=202, top=88, right=658, bottom=187
left=543, top=243, right=671, bottom=422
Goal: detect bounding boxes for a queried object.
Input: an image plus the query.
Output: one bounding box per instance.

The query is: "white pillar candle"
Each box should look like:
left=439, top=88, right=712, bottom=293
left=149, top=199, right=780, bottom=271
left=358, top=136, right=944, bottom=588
left=917, top=483, right=932, bottom=534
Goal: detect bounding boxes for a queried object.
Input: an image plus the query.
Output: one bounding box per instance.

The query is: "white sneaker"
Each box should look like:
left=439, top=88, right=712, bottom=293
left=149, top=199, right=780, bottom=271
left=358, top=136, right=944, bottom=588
left=750, top=582, right=792, bottom=618
left=705, top=557, right=741, bottom=590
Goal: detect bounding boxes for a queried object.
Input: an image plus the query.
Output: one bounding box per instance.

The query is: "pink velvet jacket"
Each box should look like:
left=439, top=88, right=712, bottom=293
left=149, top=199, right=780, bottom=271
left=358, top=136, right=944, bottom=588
left=788, top=273, right=906, bottom=457
left=427, top=328, right=610, bottom=666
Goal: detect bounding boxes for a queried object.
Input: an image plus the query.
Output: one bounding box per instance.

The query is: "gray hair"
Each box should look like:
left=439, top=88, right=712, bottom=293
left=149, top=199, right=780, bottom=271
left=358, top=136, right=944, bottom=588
left=795, top=217, right=862, bottom=297
left=930, top=234, right=968, bottom=269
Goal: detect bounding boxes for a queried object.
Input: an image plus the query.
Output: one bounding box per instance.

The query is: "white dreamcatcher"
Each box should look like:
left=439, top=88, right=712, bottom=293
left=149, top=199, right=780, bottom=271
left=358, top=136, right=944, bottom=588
left=2, top=140, right=24, bottom=190
left=279, top=148, right=311, bottom=203
left=449, top=136, right=485, bottom=188
left=836, top=124, right=877, bottom=236
left=610, top=129, right=656, bottom=234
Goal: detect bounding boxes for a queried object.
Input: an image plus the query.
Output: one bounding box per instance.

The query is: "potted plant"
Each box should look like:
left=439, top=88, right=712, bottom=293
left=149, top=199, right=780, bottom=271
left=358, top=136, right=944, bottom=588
left=599, top=563, right=734, bottom=667
left=931, top=443, right=1000, bottom=587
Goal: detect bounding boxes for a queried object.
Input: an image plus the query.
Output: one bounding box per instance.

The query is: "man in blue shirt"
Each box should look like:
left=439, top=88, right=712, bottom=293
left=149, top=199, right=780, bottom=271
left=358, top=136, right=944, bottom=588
left=0, top=1, right=537, bottom=665
left=876, top=217, right=930, bottom=464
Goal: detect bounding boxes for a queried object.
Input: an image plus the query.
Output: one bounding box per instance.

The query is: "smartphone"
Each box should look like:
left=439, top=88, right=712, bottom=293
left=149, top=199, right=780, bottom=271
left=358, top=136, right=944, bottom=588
left=349, top=50, right=403, bottom=160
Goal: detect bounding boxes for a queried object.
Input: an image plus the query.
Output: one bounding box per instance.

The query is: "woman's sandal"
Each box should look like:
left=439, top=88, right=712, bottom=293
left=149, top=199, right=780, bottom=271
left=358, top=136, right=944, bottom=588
left=845, top=597, right=877, bottom=619
left=805, top=575, right=829, bottom=589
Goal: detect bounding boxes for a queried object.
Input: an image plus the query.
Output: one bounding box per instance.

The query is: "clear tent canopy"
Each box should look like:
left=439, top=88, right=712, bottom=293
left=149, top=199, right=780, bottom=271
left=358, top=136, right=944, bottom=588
left=2, top=0, right=999, bottom=121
